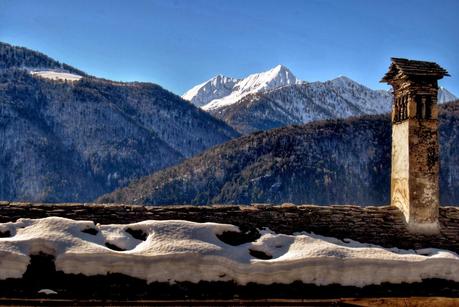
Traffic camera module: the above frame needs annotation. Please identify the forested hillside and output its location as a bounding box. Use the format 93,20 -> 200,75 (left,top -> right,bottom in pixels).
98,100 -> 459,206
0,43 -> 239,202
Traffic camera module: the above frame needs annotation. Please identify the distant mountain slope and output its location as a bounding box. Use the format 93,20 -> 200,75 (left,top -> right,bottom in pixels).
209,81 -> 454,134
0,42 -> 86,76
0,42 -> 239,202
97,100 -> 459,206
183,66 -> 456,134
212,79 -> 392,134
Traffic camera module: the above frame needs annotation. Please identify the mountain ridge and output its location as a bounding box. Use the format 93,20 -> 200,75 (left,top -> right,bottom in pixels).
183,65 -> 456,134
0,42 -> 239,202
183,65 -> 457,111
0,41 -> 87,76
183,65 -> 302,111
97,100 -> 459,206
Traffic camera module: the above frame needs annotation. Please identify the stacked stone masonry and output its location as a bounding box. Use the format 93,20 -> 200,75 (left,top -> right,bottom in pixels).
382,58 -> 449,229
1,202 -> 459,253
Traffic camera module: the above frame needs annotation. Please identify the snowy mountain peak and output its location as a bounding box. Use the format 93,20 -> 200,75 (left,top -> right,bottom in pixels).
329,76 -> 365,88
331,75 -> 354,83
273,64 -> 288,70
183,66 -> 457,113
182,74 -> 240,107
233,64 -> 299,95
212,74 -> 237,85
270,64 -> 296,78
438,86 -> 457,103
186,65 -> 301,111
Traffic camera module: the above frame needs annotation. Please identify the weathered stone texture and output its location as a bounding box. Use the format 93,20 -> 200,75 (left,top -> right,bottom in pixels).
391,121 -> 409,218
1,202 -> 459,253
382,58 -> 449,230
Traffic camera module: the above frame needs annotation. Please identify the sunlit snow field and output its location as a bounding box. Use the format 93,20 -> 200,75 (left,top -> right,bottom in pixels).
30,70 -> 82,82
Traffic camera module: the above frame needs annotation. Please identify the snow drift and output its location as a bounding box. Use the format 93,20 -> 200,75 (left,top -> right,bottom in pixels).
0,217 -> 458,287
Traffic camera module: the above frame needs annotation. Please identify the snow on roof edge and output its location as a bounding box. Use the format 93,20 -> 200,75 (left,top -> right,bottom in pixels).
1,217 -> 458,287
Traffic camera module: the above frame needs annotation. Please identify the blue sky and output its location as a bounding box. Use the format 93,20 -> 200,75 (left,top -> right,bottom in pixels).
1,0 -> 458,95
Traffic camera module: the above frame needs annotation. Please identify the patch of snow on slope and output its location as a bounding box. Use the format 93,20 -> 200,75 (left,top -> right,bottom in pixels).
30,70 -> 82,82
1,217 -> 459,286
201,65 -> 300,111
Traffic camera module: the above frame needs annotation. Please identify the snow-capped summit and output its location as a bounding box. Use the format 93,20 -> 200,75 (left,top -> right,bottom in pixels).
438,86 -> 457,103
183,65 -> 457,125
182,65 -> 301,111
182,75 -> 240,107
329,75 -> 356,86
231,64 -> 300,97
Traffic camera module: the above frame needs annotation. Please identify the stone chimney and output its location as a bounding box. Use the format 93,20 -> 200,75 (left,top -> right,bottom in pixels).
381,58 -> 449,234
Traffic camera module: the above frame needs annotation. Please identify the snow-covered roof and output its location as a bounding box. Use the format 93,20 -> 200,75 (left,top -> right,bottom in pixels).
1,217 -> 458,287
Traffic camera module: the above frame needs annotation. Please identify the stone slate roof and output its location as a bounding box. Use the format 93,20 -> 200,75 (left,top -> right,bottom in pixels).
2,202 -> 459,253
381,58 -> 450,83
